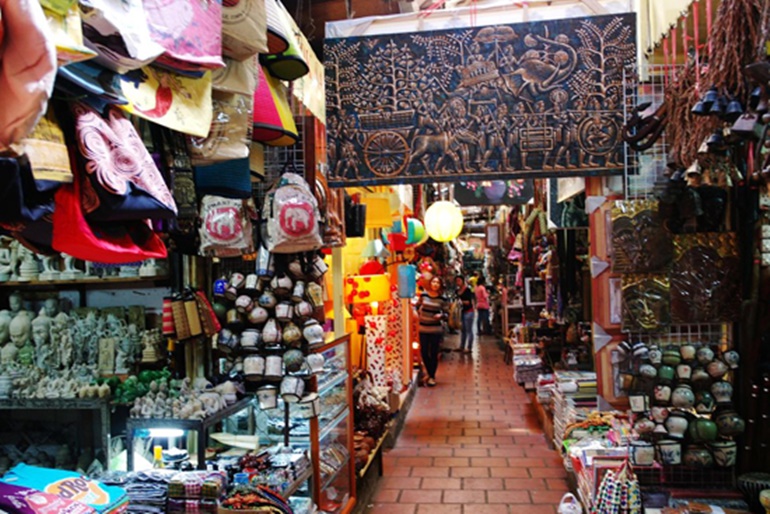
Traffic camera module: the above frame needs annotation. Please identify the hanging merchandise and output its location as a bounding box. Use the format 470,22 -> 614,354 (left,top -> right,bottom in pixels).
143,0 -> 225,73
590,460 -> 641,513
199,195 -> 257,257
16,107 -> 72,184
79,0 -> 164,74
0,154 -> 57,224
51,158 -> 167,264
56,61 -> 128,106
260,5 -> 309,82
424,201 -> 463,242
251,65 -> 299,146
264,0 -> 290,55
611,200 -> 672,273
221,0 -> 268,61
188,92 -> 253,164
0,0 -> 57,149
262,171 -> 323,254
212,57 -> 258,96
397,265 -> 417,299
44,6 -> 98,66
70,102 -> 177,221
193,158 -> 252,199
344,194 -> 366,238
119,66 -> 213,137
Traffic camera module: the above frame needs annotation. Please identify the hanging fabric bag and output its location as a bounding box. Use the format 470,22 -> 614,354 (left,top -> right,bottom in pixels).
262,170 -> 322,254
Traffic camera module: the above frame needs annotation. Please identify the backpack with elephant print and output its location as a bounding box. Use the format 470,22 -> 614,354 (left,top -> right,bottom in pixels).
262,171 -> 323,254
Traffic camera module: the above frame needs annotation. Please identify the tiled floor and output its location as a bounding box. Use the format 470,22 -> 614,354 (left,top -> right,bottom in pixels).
365,333 -> 568,514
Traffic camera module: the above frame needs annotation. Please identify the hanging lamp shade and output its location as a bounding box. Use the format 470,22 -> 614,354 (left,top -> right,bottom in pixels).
361,194 -> 392,228
345,274 -> 391,304
424,201 -> 463,242
251,65 -> 298,146
264,0 -> 290,55
404,218 -> 425,245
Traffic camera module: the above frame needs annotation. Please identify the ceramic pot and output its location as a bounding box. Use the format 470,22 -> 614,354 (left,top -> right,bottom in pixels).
692,367 -> 712,390
695,391 -> 716,414
651,406 -> 670,424
648,345 -> 663,365
256,385 -> 278,410
283,349 -> 305,373
298,392 -> 321,417
226,309 -> 244,331
291,281 -> 306,303
244,355 -> 266,379
689,417 -> 718,443
262,319 -> 282,345
241,329 -> 260,348
618,340 -> 633,357
288,258 -> 305,279
629,393 -> 650,413
657,439 -> 682,465
707,359 -> 729,379
307,353 -> 325,373
244,273 -> 259,293
294,301 -> 314,319
653,423 -> 668,436
258,290 -> 277,309
676,363 -> 693,381
271,273 -> 293,295
630,440 -> 655,466
665,411 -> 689,439
710,440 -> 737,467
306,282 -> 324,308
654,384 -> 672,405
282,322 -> 302,345
217,328 -> 239,353
275,301 -> 293,322
683,445 -> 714,468
672,384 -> 695,409
722,350 -> 740,370
639,363 -> 657,379
309,255 -> 328,279
680,343 -> 697,362
711,381 -> 733,404
303,320 -> 325,345
657,365 -> 675,384
620,373 -> 635,391
247,306 -> 269,325
280,376 -> 305,403
634,417 -> 656,435
633,342 -> 649,361
662,346 -> 682,366
212,301 -> 228,322
697,346 -> 715,366
714,408 -> 745,437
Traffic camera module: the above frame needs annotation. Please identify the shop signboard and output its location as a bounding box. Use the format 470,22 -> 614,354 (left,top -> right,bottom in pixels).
453,179 -> 534,206
325,13 -> 636,187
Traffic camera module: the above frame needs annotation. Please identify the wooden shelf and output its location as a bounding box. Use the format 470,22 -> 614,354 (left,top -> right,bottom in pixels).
0,276 -> 169,289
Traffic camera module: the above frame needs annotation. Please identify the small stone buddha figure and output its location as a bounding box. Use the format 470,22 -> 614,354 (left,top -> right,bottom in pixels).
42,298 -> 60,319
10,314 -> 34,367
0,311 -> 16,365
31,314 -> 52,370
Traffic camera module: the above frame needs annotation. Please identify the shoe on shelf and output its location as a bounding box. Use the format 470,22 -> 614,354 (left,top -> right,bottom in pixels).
427,378 -> 436,387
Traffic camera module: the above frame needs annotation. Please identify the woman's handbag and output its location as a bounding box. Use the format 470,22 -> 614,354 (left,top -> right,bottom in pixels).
448,300 -> 463,331
71,102 -> 177,221
590,460 -> 641,514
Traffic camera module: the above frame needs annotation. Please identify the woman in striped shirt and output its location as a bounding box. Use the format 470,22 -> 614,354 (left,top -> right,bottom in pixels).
415,276 -> 448,387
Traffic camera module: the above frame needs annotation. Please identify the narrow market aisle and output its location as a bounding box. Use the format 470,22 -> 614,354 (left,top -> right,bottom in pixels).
366,334 -> 568,514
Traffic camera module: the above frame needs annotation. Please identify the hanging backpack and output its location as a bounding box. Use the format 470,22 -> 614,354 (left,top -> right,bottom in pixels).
262,170 -> 322,254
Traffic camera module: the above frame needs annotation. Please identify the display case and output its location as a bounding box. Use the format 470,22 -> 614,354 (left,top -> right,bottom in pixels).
310,334 -> 355,514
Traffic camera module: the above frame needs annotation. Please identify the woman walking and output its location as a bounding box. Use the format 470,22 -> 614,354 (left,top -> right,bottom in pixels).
416,276 -> 449,386
475,275 -> 490,336
455,275 -> 475,354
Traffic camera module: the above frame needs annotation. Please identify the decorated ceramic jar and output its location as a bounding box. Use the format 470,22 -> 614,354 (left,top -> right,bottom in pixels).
280,376 -> 305,403
291,281 -> 306,303
240,329 -> 260,348
676,363 -> 693,381
235,295 -> 254,314
306,282 -> 324,308
633,342 -> 649,361
696,346 -> 715,366
707,359 -> 729,379
634,417 -> 656,435
694,391 -> 716,414
271,273 -> 293,295
262,318 -> 282,345
672,384 -> 695,409
648,345 -> 663,365
282,322 -> 302,345
664,410 -> 689,439
294,301 -> 314,319
654,384 -> 672,405
217,328 -> 239,353
683,445 -> 714,468
710,440 -> 737,467
244,355 -> 266,379
657,365 -> 676,384
639,363 -> 657,379
629,393 -> 649,413
651,406 -> 670,424
247,306 -> 269,325
265,355 -> 283,378
653,423 -> 668,436
692,367 -> 712,390
657,439 -> 682,465
275,301 -> 293,322
256,385 -> 278,410
307,353 -> 325,373
714,408 -> 745,437
722,350 -> 740,370
303,320 -> 325,345
282,349 -> 305,373
662,345 -> 682,366
630,440 -> 655,466
258,290 -> 277,309
288,258 -> 305,279
711,381 -> 733,404
689,417 -> 718,443
680,343 -> 697,362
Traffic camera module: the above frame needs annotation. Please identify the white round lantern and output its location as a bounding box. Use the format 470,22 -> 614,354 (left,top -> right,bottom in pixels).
424,201 -> 464,242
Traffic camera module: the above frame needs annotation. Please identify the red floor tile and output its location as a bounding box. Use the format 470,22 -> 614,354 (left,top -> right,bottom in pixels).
370,335 -> 569,512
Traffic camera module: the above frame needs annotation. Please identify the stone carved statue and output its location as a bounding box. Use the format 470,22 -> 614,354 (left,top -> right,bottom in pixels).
52,312 -> 72,369
10,314 -> 33,367
0,310 -> 15,365
31,314 -> 52,370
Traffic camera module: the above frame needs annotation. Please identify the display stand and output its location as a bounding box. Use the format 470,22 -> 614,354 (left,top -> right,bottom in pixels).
125,396 -> 254,470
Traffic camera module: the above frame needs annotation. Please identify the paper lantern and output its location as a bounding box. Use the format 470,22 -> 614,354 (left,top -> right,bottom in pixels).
344,274 -> 392,304
424,201 -> 464,242
405,218 -> 425,245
